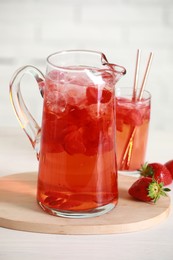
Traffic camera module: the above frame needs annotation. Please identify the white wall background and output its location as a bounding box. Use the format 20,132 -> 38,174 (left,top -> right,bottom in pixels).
0,0 -> 173,132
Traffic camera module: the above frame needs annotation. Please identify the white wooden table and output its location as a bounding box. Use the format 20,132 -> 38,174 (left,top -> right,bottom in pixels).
0,127 -> 173,260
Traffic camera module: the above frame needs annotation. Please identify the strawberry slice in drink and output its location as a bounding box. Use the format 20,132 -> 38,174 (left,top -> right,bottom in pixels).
101,89 -> 112,103
86,86 -> 99,104
82,120 -> 100,156
68,106 -> 89,127
61,124 -> 78,137
63,128 -> 86,155
124,108 -> 143,126
86,86 -> 112,105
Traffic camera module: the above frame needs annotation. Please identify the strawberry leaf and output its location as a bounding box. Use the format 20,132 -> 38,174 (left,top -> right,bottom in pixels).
163,187 -> 171,192
148,180 -> 170,203
140,162 -> 154,177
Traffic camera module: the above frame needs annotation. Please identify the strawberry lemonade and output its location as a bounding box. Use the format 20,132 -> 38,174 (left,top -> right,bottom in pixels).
37,68 -> 118,217
116,88 -> 151,171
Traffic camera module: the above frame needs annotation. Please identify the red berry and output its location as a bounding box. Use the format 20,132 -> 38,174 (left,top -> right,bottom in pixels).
140,162 -> 172,186
164,160 -> 173,179
128,177 -> 170,203
129,177 -> 152,202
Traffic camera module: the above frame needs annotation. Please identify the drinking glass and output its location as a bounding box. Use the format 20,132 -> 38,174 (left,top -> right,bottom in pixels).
115,87 -> 151,174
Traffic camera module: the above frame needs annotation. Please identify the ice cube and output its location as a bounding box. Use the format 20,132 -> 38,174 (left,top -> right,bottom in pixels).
66,71 -> 94,86
46,90 -> 66,114
65,84 -> 86,107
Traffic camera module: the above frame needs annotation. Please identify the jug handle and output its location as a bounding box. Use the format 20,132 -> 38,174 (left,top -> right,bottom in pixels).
9,65 -> 45,159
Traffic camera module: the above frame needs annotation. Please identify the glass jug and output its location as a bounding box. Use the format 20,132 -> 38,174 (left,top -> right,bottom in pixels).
10,50 -> 126,218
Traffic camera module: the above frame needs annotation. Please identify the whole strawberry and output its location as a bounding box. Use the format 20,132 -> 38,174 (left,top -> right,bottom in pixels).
128,177 -> 170,203
140,162 -> 172,186
164,160 -> 173,179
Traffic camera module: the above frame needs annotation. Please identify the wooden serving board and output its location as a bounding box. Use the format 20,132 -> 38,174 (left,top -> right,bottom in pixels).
0,172 -> 171,235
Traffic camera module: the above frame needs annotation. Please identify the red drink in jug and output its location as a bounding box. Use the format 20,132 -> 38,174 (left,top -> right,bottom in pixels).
37,69 -> 118,214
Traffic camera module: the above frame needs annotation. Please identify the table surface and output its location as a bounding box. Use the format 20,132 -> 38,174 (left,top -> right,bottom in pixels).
0,127 -> 173,260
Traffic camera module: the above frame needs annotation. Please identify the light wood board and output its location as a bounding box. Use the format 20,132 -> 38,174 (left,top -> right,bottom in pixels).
0,172 -> 171,234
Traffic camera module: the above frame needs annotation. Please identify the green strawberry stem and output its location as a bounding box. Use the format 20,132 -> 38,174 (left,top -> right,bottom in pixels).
140,162 -> 154,177
148,179 -> 171,203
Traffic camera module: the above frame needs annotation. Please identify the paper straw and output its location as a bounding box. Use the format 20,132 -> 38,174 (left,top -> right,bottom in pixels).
138,52 -> 153,100
132,49 -> 141,101
120,127 -> 136,170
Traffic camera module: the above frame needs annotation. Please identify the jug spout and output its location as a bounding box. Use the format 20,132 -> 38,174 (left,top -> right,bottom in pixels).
101,53 -> 126,83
